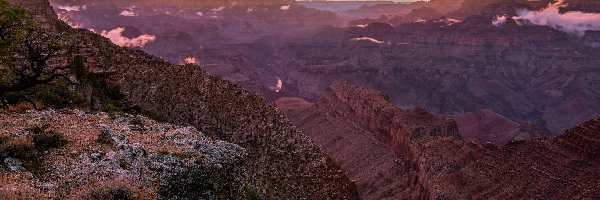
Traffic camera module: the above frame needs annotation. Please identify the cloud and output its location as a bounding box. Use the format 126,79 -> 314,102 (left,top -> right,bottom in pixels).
56,5 -> 86,12
54,4 -> 86,28
270,78 -> 283,93
56,11 -> 83,28
280,5 -> 290,11
185,57 -> 197,64
211,7 -> 225,12
196,11 -> 203,16
513,0 -> 600,36
100,27 -> 156,47
351,37 -> 385,44
120,9 -> 138,17
413,18 -> 427,23
492,15 -> 508,27
434,18 -> 462,25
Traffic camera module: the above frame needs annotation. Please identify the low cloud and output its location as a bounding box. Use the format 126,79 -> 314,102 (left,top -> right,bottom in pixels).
211,7 -> 225,12
120,9 -> 138,17
185,57 -> 197,64
196,12 -> 203,16
100,27 -> 156,47
56,5 -> 86,12
280,5 -> 290,11
351,37 -> 385,44
434,18 -> 462,25
56,11 -> 82,28
492,15 -> 508,27
513,0 -> 600,36
270,78 -> 283,93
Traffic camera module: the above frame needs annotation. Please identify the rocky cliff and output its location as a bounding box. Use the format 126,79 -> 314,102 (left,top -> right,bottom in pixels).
280,81 -> 600,199
282,81 -> 459,199
8,0 -> 67,31
3,0 -> 360,199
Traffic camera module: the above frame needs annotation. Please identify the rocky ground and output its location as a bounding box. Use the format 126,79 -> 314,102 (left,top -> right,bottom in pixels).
0,109 -> 247,199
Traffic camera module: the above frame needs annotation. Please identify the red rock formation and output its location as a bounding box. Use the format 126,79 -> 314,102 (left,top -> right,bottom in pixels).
281,81 -> 600,199
451,109 -> 545,144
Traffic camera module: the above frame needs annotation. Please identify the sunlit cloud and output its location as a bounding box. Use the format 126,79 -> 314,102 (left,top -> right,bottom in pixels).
211,7 -> 225,12
271,78 -> 283,93
120,9 -> 138,17
351,37 -> 385,44
56,5 -> 86,12
56,11 -> 83,28
492,15 -> 508,27
100,27 -> 156,47
513,0 -> 600,36
185,57 -> 197,64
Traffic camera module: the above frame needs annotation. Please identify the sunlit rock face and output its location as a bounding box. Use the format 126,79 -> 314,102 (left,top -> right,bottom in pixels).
8,0 -> 68,31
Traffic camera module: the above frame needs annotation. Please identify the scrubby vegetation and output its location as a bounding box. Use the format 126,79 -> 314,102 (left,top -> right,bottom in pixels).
97,129 -> 113,145
30,126 -> 68,150
0,0 -> 84,110
244,185 -> 266,200
0,125 -> 67,174
0,1 -> 138,115
75,178 -> 158,200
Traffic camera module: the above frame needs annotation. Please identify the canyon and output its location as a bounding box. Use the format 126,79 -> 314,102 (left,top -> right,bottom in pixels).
49,0 -> 600,137
2,0 -> 600,199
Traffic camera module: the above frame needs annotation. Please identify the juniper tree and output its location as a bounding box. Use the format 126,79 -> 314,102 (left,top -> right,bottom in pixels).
0,0 -> 82,108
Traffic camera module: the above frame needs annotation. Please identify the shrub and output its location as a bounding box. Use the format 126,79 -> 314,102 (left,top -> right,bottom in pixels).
0,137 -> 39,172
75,178 -> 158,200
130,117 -> 142,126
102,101 -> 122,117
0,126 -> 67,173
97,130 -> 113,145
82,187 -> 136,200
0,135 -> 8,145
0,137 -> 36,160
29,126 -> 68,150
244,185 -> 265,200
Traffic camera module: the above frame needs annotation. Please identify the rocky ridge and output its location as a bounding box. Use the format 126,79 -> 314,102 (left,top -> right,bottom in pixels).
5,0 -> 360,199
280,81 -> 600,199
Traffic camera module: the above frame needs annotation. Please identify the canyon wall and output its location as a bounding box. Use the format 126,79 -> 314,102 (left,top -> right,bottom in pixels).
283,81 -> 600,199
